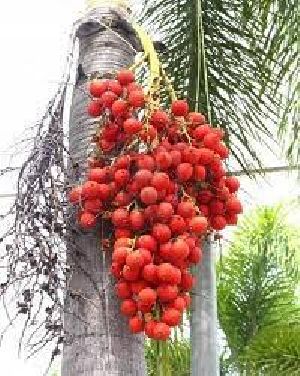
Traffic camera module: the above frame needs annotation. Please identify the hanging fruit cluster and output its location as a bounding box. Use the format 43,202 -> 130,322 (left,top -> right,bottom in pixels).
69,68 -> 242,340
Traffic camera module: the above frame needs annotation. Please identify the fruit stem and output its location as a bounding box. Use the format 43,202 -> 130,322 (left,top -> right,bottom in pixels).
132,23 -> 161,113
155,340 -> 160,375
129,53 -> 148,72
181,188 -> 196,204
162,340 -> 172,376
158,340 -> 164,376
160,65 -> 177,102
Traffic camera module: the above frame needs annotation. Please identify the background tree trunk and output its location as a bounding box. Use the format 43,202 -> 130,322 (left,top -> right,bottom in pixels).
62,6 -> 146,376
191,238 -> 219,376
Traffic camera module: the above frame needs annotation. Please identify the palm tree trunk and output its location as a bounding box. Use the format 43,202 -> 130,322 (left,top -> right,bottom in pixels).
62,5 -> 146,376
191,238 -> 219,376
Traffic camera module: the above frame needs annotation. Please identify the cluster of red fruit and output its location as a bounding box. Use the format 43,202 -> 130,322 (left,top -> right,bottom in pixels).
69,69 -> 242,340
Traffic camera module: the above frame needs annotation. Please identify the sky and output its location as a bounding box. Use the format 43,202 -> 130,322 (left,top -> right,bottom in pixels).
0,1 -> 299,375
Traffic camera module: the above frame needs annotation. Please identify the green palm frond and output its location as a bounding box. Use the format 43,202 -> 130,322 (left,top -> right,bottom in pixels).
233,204 -> 299,247
241,322 -> 300,376
145,338 -> 190,376
138,0 -> 298,168
217,206 -> 299,371
278,90 -> 299,164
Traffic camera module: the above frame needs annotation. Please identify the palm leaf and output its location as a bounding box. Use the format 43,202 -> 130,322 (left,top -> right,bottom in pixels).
138,0 -> 298,168
217,205 -> 299,371
241,322 -> 300,375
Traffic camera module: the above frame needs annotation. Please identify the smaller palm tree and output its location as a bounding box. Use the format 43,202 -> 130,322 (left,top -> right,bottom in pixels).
217,205 -> 300,375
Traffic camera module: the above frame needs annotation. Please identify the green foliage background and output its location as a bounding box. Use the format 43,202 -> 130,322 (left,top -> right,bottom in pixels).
139,0 -> 299,167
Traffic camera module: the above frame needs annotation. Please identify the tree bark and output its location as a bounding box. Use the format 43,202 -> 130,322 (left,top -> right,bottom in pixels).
62,6 -> 146,376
